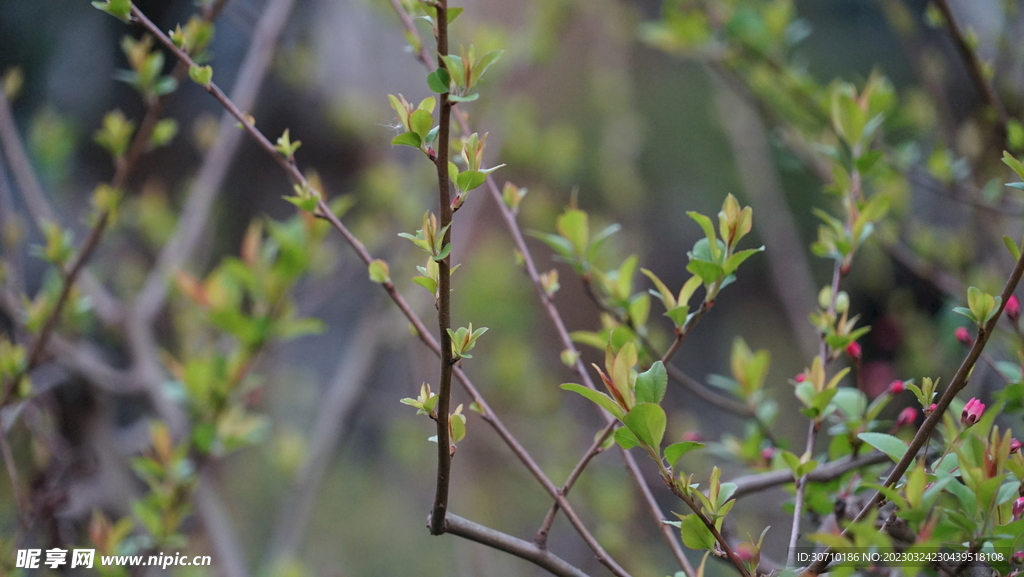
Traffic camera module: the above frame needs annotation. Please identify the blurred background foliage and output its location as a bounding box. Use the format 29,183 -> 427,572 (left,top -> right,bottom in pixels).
2,0 -> 1024,575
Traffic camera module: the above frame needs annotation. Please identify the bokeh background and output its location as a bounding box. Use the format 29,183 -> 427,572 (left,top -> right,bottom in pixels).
1,0 -> 1022,575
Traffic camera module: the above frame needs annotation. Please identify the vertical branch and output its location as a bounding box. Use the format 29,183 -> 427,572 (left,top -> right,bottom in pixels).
429,0 -> 454,536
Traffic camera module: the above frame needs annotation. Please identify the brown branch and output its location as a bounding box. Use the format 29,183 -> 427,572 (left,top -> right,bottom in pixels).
135,6 -> 631,574
932,0 -> 1010,144
444,513 -> 591,577
268,313 -> 382,563
728,451 -> 891,500
805,247 -> 1024,575
534,421 -> 615,549
429,0 -> 454,537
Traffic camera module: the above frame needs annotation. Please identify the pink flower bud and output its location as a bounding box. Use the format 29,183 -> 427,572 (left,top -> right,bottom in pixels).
761,447 -> 776,462
895,407 -> 917,428
1008,295 -> 1021,323
926,403 -> 937,415
961,397 -> 985,427
846,341 -> 862,362
1013,551 -> 1024,564
794,373 -> 806,383
889,380 -> 905,394
1014,496 -> 1024,521
682,431 -> 704,443
955,326 -> 972,345
1011,438 -> 1022,455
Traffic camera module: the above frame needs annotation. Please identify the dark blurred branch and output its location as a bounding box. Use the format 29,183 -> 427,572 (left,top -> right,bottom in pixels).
932,0 -> 1010,144
0,92 -> 121,326
711,72 -> 819,359
806,248 -> 1024,575
268,313 -> 382,563
444,513 -> 591,577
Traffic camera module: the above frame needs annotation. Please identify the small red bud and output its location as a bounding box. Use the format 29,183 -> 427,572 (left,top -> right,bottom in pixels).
1011,438 -> 1022,455
926,403 -> 937,415
955,326 -> 973,345
1008,295 -> 1021,323
895,407 -> 917,428
1014,496 -> 1024,521
888,380 -> 904,395
1013,551 -> 1024,564
845,341 -> 862,362
682,431 -> 704,443
794,373 -> 806,383
961,397 -> 985,427
761,447 -> 776,462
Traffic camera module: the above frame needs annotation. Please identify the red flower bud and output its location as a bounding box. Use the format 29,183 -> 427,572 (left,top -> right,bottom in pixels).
889,380 -> 905,395
1008,295 -> 1021,323
761,447 -> 776,462
794,373 -> 806,383
682,431 -> 704,443
1014,496 -> 1024,521
1013,551 -> 1024,564
895,407 -> 917,428
955,326 -> 972,345
926,403 -> 937,415
845,341 -> 862,362
1011,438 -> 1022,455
961,397 -> 985,427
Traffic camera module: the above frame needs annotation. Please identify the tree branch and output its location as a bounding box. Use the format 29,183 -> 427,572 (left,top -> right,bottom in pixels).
135,6 -> 631,574
429,0 -> 454,537
444,513 -> 591,577
805,247 -> 1024,575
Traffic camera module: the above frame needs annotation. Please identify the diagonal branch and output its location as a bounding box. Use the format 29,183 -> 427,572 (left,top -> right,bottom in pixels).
805,247 -> 1024,575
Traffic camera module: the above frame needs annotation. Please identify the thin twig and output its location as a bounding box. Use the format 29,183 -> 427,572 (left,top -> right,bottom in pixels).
932,0 -> 1010,143
805,247 -> 1024,575
444,513 -> 591,577
268,314 -> 382,563
0,92 -> 121,326
728,451 -> 891,500
135,7 -> 631,573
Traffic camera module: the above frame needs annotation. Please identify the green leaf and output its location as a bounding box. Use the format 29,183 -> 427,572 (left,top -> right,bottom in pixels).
857,432 -> 908,463
677,514 -> 716,550
614,426 -> 641,449
635,361 -> 667,405
188,65 -> 213,87
390,131 -> 420,147
447,7 -> 464,22
561,384 -> 624,420
368,259 -> 390,284
1003,150 -> 1024,180
687,211 -> 719,259
686,259 -> 724,286
622,403 -> 666,449
664,441 -> 704,469
1003,235 -> 1022,260
92,0 -> 131,21
426,68 -> 451,94
433,242 -> 452,261
722,246 -> 764,276
456,170 -> 487,192
557,209 -> 589,256
474,50 -> 504,82
448,93 -> 480,103
409,109 -> 433,140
